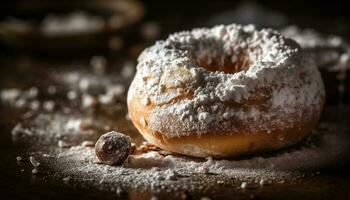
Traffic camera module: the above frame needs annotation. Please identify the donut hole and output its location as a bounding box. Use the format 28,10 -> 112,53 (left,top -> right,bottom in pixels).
196,52 -> 251,74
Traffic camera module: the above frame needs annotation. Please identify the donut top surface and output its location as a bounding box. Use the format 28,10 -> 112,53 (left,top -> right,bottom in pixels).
128,24 -> 325,138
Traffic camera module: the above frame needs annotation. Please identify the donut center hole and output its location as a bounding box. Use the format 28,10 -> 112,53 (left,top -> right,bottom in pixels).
196,51 -> 251,74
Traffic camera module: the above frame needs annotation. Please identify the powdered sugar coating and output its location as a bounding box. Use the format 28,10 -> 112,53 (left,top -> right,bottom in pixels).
128,24 -> 325,138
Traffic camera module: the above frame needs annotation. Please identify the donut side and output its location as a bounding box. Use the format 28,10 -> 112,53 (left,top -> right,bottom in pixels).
128,93 -> 323,158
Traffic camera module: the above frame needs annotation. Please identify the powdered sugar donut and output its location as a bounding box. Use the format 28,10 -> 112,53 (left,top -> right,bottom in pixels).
127,24 -> 325,158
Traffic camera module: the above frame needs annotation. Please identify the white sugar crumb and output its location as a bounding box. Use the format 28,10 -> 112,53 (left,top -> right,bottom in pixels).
43,101 -> 55,111
98,84 -> 125,105
259,179 -> 265,186
128,23 -> 325,139
27,87 -> 39,98
1,88 -> 20,102
58,140 -> 70,148
81,141 -> 95,147
62,176 -> 71,183
31,168 -> 39,174
240,182 -> 248,189
82,94 -> 97,109
197,165 -> 210,174
29,100 -> 40,110
65,119 -> 82,132
67,90 -> 78,100
16,156 -> 22,161
164,169 -> 177,180
124,151 -> 167,168
29,156 -> 40,167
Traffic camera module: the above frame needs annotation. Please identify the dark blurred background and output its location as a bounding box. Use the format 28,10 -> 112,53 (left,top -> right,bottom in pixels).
0,1 -> 349,199
0,0 -> 349,55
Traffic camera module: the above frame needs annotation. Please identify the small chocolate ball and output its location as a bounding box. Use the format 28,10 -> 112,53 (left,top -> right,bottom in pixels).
95,131 -> 131,165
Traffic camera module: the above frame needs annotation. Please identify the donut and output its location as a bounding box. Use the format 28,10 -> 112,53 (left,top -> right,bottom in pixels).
127,24 -> 325,158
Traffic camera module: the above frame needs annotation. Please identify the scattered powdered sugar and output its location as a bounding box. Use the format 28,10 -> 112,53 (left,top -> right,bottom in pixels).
40,119 -> 348,193
65,119 -> 84,132
53,67 -> 133,110
0,87 -> 41,111
29,156 -> 40,167
50,145 -> 302,193
128,24 -> 325,138
11,101 -> 350,194
11,112 -> 114,145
